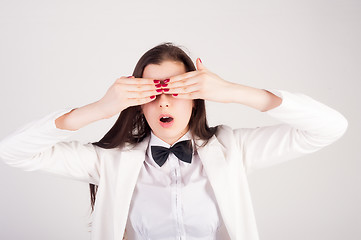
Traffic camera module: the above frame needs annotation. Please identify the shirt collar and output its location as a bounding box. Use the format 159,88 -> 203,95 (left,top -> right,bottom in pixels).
149,130 -> 192,148
146,130 -> 194,167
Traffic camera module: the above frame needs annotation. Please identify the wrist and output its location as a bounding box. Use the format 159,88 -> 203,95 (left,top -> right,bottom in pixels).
92,100 -> 117,120
228,84 -> 281,111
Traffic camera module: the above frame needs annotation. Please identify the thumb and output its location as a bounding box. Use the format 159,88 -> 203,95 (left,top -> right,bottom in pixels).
196,58 -> 207,71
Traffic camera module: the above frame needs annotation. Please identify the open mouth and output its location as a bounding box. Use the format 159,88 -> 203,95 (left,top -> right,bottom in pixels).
159,114 -> 174,128
160,116 -> 174,123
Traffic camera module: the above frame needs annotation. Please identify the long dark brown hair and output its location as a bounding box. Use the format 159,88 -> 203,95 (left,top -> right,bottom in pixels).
90,42 -> 218,212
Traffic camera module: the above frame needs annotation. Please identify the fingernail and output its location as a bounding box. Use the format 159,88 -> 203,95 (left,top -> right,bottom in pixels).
173,94 -> 178,96
156,89 -> 163,93
199,58 -> 202,63
150,95 -> 156,99
163,88 -> 169,92
164,79 -> 170,83
155,84 -> 162,88
161,84 -> 168,87
127,76 -> 133,78
153,80 -> 160,83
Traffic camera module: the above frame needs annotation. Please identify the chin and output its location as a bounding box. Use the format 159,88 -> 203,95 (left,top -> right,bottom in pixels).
154,126 -> 185,138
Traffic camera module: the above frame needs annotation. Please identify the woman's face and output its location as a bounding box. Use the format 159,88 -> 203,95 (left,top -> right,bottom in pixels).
141,60 -> 194,145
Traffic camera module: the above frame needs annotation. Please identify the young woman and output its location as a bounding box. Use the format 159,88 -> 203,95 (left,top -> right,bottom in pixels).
0,42 -> 348,240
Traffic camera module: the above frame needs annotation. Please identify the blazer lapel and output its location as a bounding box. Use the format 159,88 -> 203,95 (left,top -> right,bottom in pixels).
195,135 -> 236,239
113,135 -> 150,240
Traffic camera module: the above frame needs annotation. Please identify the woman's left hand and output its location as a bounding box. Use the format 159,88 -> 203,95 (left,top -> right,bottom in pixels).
167,58 -> 235,103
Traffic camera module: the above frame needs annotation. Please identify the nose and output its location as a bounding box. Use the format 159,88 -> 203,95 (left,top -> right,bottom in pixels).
158,93 -> 171,108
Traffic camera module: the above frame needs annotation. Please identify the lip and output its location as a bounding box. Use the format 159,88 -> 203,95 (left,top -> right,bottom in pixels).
159,114 -> 174,128
159,114 -> 174,119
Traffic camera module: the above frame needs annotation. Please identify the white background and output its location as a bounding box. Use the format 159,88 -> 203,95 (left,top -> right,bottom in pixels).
0,0 -> 359,239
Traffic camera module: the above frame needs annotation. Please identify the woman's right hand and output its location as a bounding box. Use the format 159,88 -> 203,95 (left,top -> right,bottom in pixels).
96,76 -> 162,119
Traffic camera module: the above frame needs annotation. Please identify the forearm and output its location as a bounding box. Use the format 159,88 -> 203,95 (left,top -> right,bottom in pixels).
55,101 -> 107,131
227,83 -> 282,112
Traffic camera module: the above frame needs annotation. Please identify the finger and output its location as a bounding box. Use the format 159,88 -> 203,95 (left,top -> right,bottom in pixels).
127,95 -> 158,106
122,83 -> 158,92
127,89 -> 163,99
171,91 -> 200,100
169,71 -> 198,83
196,58 -> 207,71
167,76 -> 199,89
116,77 -> 156,85
165,83 -> 201,95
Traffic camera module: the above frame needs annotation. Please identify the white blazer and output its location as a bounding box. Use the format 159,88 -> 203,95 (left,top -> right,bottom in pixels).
0,89 -> 348,240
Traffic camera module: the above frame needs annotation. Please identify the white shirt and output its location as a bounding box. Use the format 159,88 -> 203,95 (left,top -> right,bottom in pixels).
125,130 -> 225,240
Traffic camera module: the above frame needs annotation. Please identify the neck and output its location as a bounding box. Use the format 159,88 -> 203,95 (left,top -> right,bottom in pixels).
153,129 -> 189,146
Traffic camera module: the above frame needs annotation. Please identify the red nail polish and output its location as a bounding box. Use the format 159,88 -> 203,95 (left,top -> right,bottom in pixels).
164,79 -> 170,83
156,89 -> 163,92
199,58 -> 202,63
153,80 -> 160,83
173,94 -> 178,96
161,84 -> 168,87
163,88 -> 169,92
127,76 -> 133,78
155,84 -> 162,88
150,95 -> 155,99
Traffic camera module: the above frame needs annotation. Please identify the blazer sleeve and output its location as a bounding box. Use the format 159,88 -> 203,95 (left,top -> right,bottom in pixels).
233,89 -> 348,175
0,108 -> 101,185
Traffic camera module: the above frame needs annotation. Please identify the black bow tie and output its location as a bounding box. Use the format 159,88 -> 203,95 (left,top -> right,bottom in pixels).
151,140 -> 193,167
